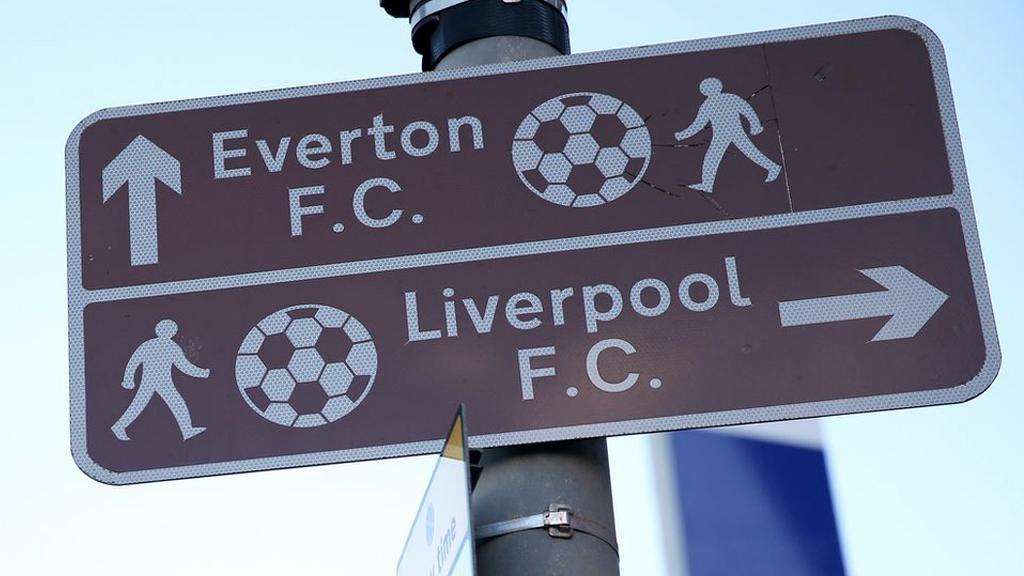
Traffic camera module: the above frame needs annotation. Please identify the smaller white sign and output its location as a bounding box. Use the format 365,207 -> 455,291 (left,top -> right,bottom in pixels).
398,407 -> 475,576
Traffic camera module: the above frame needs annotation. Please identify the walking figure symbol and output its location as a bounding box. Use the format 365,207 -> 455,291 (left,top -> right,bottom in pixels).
111,319 -> 210,442
675,77 -> 782,193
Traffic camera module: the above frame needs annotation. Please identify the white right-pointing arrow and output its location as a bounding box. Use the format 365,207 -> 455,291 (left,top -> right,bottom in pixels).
102,135 -> 182,267
778,266 -> 948,342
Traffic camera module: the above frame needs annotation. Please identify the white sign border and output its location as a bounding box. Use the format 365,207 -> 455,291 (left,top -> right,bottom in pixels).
66,15 -> 1000,484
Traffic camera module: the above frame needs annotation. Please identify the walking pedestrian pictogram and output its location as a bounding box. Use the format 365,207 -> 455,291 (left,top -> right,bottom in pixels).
111,319 -> 210,441
675,77 -> 782,193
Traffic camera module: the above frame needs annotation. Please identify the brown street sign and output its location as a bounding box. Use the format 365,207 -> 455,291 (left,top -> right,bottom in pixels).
67,16 -> 999,484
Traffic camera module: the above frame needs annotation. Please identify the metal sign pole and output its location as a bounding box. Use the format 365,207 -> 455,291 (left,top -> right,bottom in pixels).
381,2 -> 619,574
470,439 -> 619,575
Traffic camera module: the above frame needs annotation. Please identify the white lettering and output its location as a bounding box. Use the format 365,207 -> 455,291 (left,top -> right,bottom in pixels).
212,129 -> 250,179
338,129 -> 362,165
296,133 -> 332,169
400,121 -> 440,157
288,186 -> 324,236
256,137 -> 290,173
725,256 -> 752,307
405,292 -> 442,342
506,292 -> 544,331
587,339 -> 640,393
368,114 -> 396,160
447,116 -> 485,152
630,278 -> 671,317
518,346 -> 557,400
678,273 -> 720,312
464,296 -> 500,334
550,288 -> 574,326
582,284 -> 623,333
353,177 -> 403,228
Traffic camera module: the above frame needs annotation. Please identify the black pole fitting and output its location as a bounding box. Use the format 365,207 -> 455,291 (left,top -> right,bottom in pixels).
381,0 -> 570,71
380,0 -> 411,18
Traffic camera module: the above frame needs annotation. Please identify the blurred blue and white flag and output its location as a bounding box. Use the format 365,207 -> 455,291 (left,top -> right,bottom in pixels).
652,421 -> 845,575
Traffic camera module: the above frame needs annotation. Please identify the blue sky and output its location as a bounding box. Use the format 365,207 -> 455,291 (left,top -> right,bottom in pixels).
1,1 -> 1021,574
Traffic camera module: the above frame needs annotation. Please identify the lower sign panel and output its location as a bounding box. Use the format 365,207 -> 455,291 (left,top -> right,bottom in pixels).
73,208 -> 992,482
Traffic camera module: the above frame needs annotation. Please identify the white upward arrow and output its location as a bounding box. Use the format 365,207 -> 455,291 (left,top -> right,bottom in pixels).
102,135 -> 182,267
778,266 -> 948,342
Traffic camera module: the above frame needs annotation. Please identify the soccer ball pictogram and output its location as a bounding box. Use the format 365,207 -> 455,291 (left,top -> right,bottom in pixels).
235,304 -> 377,428
512,92 -> 652,208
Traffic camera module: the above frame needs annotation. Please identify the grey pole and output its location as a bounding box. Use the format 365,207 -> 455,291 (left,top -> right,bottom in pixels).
470,439 -> 619,575
435,35 -> 561,69
379,2 -> 620,575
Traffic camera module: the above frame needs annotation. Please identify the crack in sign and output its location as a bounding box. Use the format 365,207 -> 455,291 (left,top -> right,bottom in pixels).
674,182 -> 732,218
653,139 -> 709,149
747,84 -> 772,100
626,167 -> 733,220
761,43 -> 795,212
625,170 -> 679,199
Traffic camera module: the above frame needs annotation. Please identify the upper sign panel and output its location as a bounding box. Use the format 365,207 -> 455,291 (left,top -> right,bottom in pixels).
67,16 -> 999,484
72,21 -> 950,290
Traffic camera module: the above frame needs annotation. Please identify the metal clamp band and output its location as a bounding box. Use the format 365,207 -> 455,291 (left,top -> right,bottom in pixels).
411,0 -> 568,29
408,0 -> 571,70
475,504 -> 619,557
